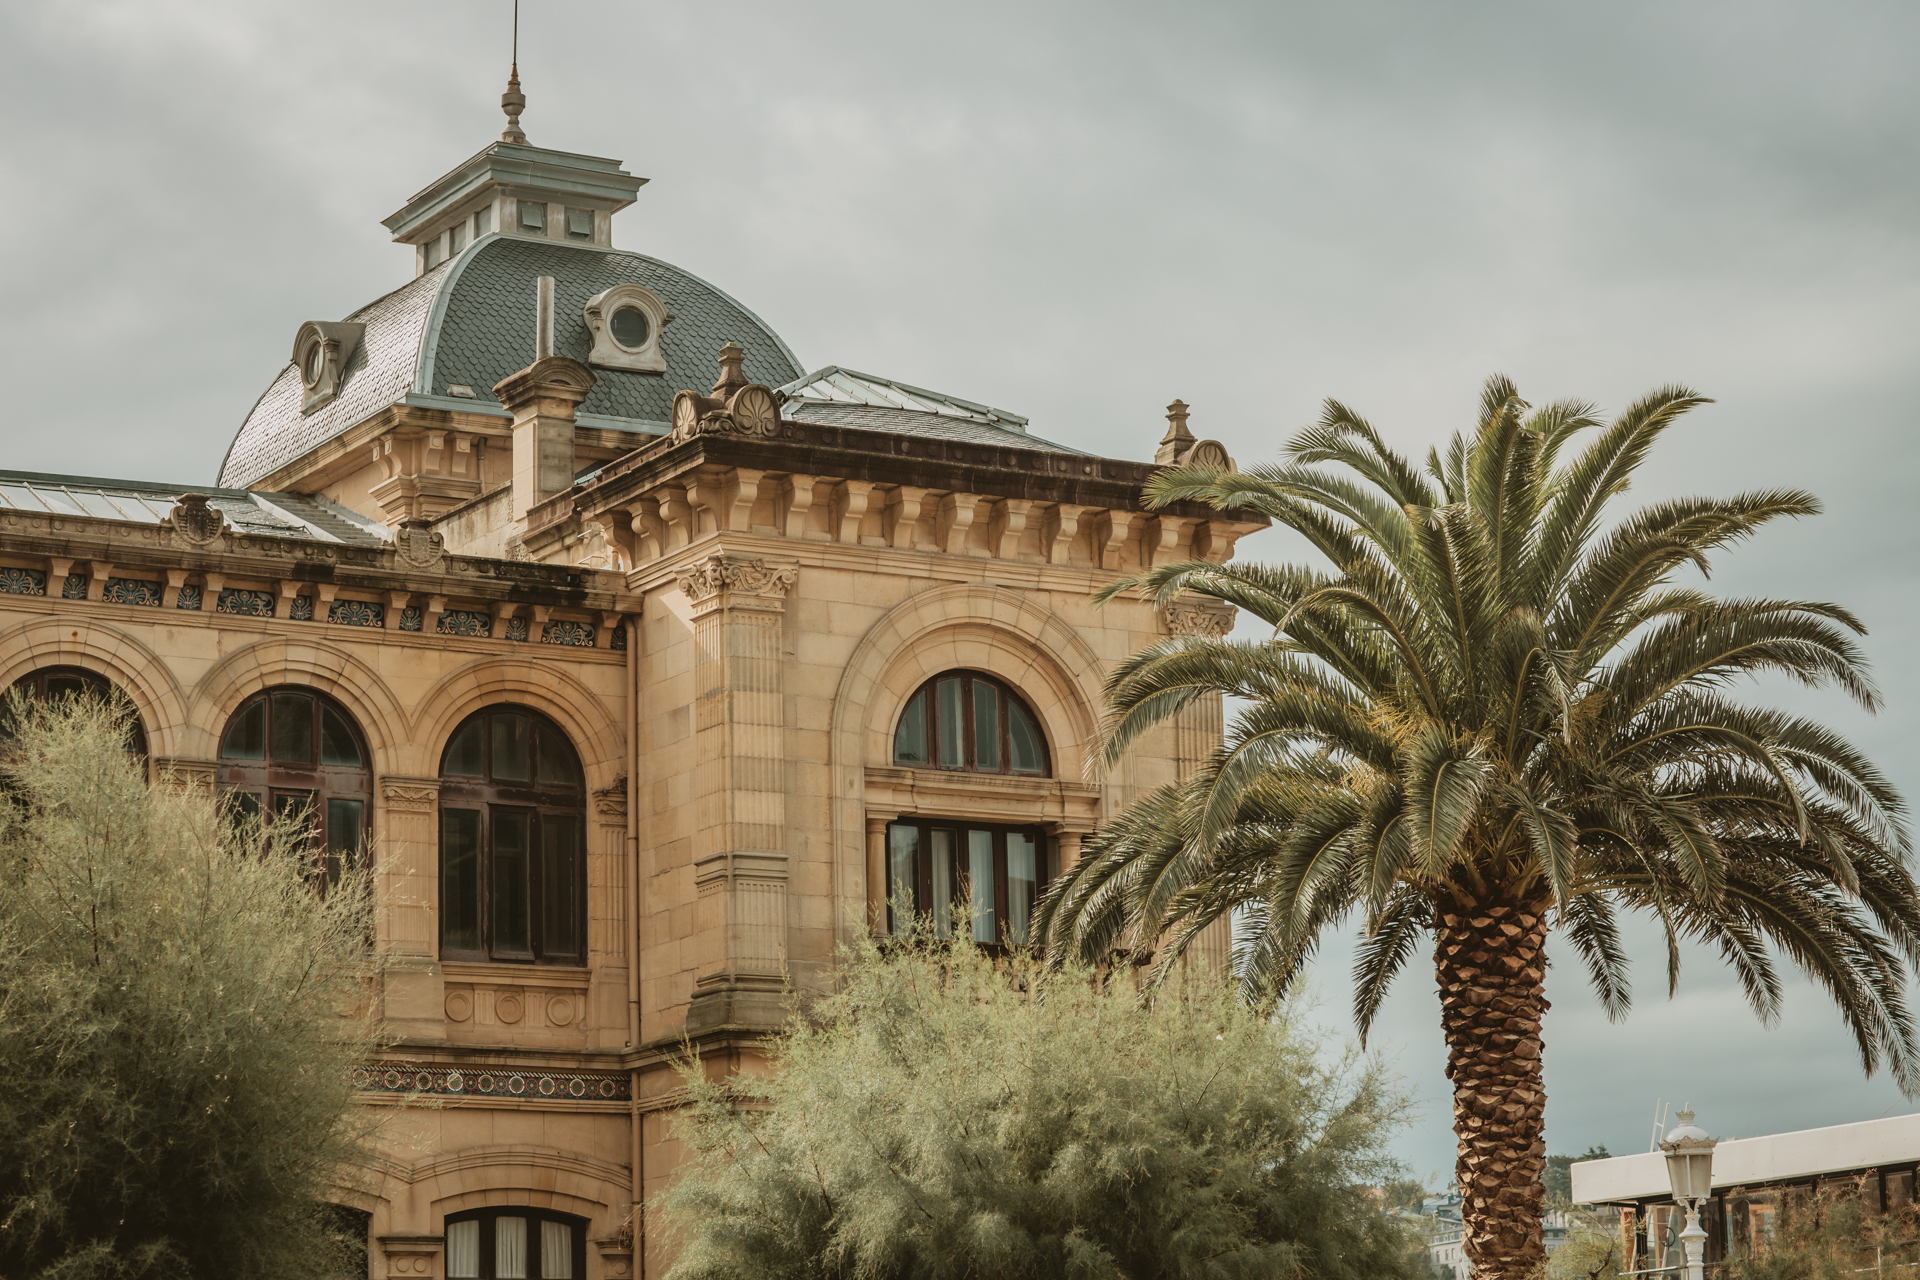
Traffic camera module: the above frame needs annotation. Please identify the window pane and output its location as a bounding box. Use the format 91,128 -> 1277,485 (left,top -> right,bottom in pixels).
541,1220 -> 574,1279
46,674 -> 88,701
492,713 -> 532,781
496,1216 -> 529,1279
886,824 -> 918,935
931,829 -> 955,940
222,699 -> 266,759
325,798 -> 364,886
971,681 -> 1000,771
892,690 -> 928,765
1007,832 -> 1036,945
444,718 -> 484,776
935,678 -> 964,768
1009,700 -> 1044,773
446,1220 -> 479,1279
320,704 -> 362,767
225,789 -> 263,839
442,809 -> 482,952
492,811 -> 532,955
969,830 -> 994,943
270,692 -> 314,764
536,720 -> 581,788
541,815 -> 582,961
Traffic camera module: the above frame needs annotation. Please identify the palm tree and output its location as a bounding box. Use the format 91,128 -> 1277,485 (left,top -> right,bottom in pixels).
1037,378 -> 1920,1280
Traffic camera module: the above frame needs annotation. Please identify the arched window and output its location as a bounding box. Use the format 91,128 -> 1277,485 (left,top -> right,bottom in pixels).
217,687 -> 372,884
438,706 -> 586,965
885,819 -> 1046,946
891,672 -> 1048,775
445,1208 -> 585,1280
4,666 -> 149,758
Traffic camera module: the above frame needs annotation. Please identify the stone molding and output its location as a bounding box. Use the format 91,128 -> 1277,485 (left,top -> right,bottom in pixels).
380,775 -> 442,812
375,1235 -> 442,1279
152,756 -> 218,790
592,776 -> 628,821
864,765 -> 1101,831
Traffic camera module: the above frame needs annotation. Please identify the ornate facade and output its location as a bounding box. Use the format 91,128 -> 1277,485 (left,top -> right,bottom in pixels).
0,85 -> 1260,1280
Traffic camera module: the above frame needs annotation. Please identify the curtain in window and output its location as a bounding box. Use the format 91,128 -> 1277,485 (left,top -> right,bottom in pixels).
968,830 -> 994,943
445,1220 -> 479,1279
1007,832 -> 1036,944
540,1220 -> 574,1279
495,1216 -> 528,1279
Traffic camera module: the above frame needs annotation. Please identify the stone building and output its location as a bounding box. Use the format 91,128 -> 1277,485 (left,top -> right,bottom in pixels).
0,84 -> 1260,1279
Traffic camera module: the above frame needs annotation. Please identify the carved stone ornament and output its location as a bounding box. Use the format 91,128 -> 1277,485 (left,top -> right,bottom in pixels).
380,776 -> 441,813
593,775 -> 629,819
674,553 -> 798,603
391,518 -> 445,572
1161,599 -> 1236,638
669,342 -> 783,442
166,494 -> 227,547
1181,439 -> 1235,471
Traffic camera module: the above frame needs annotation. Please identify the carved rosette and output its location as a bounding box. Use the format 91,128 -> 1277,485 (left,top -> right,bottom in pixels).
1161,599 -> 1236,638
674,553 -> 798,614
166,494 -> 227,547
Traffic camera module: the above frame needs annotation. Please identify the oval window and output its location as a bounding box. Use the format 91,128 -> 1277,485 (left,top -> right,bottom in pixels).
609,306 -> 650,349
304,344 -> 324,385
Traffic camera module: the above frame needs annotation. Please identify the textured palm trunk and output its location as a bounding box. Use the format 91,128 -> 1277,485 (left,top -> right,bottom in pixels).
1435,890 -> 1552,1280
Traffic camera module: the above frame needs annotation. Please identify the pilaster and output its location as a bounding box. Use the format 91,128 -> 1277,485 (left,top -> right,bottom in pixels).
675,553 -> 799,1033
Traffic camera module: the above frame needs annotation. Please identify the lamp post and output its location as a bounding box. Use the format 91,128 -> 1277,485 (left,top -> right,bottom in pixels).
1659,1107 -> 1717,1280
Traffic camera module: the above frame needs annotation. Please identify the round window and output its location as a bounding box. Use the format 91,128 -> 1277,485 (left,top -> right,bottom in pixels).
609,306 -> 650,350
303,344 -> 324,385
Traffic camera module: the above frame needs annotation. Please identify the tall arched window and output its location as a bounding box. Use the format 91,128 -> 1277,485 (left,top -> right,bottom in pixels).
891,672 -> 1048,775
444,1208 -> 585,1280
438,706 -> 586,965
217,687 -> 372,884
886,672 -> 1052,944
5,666 -> 149,758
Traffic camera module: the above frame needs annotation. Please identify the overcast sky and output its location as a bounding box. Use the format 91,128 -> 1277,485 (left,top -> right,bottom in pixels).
6,0 -> 1919,1180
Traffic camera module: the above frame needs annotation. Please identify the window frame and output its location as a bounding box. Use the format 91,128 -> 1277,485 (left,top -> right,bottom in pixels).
5,665 -> 150,761
215,686 -> 371,884
884,818 -> 1049,947
443,1207 -> 587,1280
890,672 -> 1049,777
437,706 -> 588,967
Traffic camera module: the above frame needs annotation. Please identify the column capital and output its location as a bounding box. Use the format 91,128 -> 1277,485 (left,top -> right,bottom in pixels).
674,553 -> 798,615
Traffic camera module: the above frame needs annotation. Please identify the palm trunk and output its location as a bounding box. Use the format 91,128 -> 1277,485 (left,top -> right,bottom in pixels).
1435,890 -> 1551,1280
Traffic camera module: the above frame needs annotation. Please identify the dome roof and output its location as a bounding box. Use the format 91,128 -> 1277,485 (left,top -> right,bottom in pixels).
218,235 -> 803,489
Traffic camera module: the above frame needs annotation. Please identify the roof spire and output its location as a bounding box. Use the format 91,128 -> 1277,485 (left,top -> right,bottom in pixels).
501,0 -> 527,143
1155,398 -> 1196,464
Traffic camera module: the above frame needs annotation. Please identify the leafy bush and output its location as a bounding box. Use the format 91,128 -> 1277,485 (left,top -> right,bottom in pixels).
658,924 -> 1427,1280
0,692 -> 386,1279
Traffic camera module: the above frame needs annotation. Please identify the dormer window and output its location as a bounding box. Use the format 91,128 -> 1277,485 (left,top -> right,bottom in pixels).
518,200 -> 545,234
581,283 -> 669,373
292,320 -> 366,414
565,207 -> 592,241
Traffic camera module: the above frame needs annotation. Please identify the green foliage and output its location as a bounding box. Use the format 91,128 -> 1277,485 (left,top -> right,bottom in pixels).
1537,1210 -> 1623,1280
1542,1147 -> 1611,1203
1041,374 -> 1918,1081
1382,1177 -> 1434,1211
657,925 -> 1427,1280
1719,1189 -> 1920,1280
0,692 -> 387,1280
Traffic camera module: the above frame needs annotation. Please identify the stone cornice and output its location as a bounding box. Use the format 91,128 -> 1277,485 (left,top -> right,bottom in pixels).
0,506 -> 637,613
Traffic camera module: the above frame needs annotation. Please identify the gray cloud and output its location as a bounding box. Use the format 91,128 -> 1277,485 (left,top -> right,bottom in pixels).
6,0 -> 1918,1181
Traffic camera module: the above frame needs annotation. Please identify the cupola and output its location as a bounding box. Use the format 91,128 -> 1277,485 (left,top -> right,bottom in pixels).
380,71 -> 645,277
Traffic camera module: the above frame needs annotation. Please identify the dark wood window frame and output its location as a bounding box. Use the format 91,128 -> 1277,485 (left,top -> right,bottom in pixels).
443,1206 -> 587,1280
891,671 -> 1049,776
438,705 -> 587,966
216,686 -> 371,885
884,818 -> 1050,946
5,665 -> 150,761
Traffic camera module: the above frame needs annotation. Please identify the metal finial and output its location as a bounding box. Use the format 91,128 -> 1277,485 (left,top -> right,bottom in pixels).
501,0 -> 527,143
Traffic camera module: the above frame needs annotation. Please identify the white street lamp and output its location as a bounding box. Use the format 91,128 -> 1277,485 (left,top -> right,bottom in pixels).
1659,1107 -> 1717,1280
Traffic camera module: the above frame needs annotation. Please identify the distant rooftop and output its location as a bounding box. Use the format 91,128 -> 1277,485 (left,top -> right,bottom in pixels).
0,471 -> 392,547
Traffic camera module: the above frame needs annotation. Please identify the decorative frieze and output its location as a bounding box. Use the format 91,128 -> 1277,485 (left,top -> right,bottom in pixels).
438,609 -> 492,638
175,583 -> 202,610
217,588 -> 275,617
542,619 -> 596,647
0,567 -> 45,596
289,595 -> 315,621
398,605 -> 424,632
352,1062 -> 630,1101
327,598 -> 384,628
379,776 -> 440,813
504,616 -> 530,642
61,574 -> 87,599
